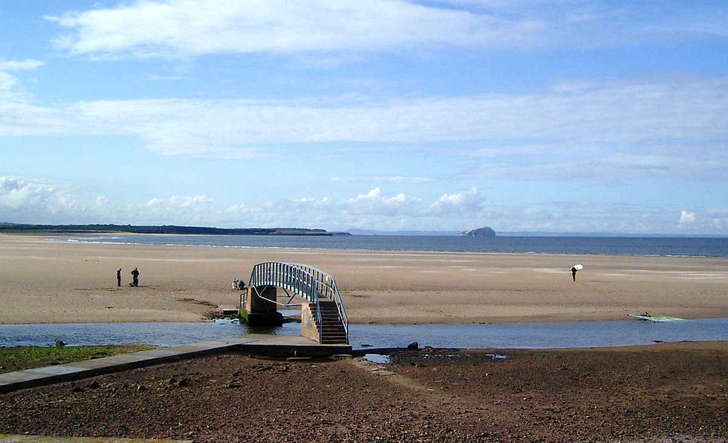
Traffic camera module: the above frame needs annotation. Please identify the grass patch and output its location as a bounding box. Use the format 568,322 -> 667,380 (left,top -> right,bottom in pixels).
0,345 -> 156,374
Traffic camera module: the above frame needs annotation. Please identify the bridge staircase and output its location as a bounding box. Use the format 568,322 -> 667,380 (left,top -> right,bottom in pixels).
309,300 -> 348,344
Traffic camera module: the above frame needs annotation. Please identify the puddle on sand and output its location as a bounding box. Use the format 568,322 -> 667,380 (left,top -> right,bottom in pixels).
363,354 -> 391,364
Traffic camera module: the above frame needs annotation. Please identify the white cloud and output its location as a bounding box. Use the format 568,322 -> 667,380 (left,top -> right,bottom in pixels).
0,58 -> 44,101
133,195 -> 215,225
2,76 -> 727,185
2,176 -> 726,234
0,177 -> 87,223
146,146 -> 270,160
0,59 -> 45,72
342,188 -> 419,216
78,76 -> 728,185
672,209 -> 728,234
46,0 -> 726,59
711,215 -> 727,231
221,188 -> 483,228
45,0 -> 539,58
332,176 -> 434,184
145,195 -> 212,210
678,210 -> 696,227
16,76 -> 723,152
0,72 -> 17,92
0,179 -> 222,226
427,188 -> 483,216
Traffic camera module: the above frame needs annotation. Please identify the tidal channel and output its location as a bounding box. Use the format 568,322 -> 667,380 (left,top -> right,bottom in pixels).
1,318 -> 727,350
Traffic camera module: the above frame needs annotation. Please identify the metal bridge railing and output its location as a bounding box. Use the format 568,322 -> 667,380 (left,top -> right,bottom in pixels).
248,262 -> 348,342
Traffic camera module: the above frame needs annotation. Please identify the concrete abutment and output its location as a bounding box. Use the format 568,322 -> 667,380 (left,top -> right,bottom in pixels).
239,286 -> 283,327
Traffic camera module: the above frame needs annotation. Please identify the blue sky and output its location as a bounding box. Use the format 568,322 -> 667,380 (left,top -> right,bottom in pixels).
1,1 -> 727,235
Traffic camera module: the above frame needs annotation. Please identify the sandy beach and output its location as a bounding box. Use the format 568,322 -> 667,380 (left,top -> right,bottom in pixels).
1,234 -> 727,325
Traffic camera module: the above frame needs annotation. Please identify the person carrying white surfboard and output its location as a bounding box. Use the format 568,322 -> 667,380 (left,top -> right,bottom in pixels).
570,264 -> 583,281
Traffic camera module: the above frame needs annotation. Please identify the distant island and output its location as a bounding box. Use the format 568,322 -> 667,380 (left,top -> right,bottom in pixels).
460,226 -> 496,237
0,223 -> 350,236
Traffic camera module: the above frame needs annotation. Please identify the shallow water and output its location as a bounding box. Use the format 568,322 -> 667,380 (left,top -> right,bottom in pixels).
57,234 -> 728,257
1,318 -> 726,350
349,318 -> 728,350
0,319 -> 281,348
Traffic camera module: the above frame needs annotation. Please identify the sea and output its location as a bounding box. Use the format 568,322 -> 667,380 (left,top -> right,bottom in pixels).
57,234 -> 728,258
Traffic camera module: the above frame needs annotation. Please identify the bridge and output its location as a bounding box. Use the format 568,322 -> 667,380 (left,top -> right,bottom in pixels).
240,262 -> 349,345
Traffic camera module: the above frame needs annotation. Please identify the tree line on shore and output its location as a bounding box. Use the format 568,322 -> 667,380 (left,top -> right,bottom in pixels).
0,223 -> 347,236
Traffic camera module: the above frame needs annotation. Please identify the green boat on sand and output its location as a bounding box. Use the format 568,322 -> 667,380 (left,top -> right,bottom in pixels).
628,313 -> 685,322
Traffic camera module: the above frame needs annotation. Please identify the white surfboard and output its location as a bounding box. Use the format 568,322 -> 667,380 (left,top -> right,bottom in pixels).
571,264 -> 583,271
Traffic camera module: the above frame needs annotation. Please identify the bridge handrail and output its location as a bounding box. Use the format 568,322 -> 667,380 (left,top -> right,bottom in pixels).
288,263 -> 349,339
248,262 -> 348,342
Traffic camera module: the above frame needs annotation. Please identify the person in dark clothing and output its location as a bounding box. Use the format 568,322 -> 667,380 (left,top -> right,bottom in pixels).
117,268 -> 122,287
571,266 -> 578,281
131,267 -> 140,287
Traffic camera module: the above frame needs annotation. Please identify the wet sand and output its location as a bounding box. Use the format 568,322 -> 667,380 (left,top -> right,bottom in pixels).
1,234 -> 727,325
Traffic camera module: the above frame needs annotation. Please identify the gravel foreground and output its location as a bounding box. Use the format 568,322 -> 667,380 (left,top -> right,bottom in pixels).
1,342 -> 727,443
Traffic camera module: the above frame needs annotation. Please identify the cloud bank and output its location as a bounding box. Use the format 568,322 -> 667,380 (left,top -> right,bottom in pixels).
4,177 -> 726,234
1,74 -> 726,182
47,0 -> 727,59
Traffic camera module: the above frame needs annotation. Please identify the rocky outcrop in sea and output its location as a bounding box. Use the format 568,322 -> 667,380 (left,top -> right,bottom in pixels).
460,226 -> 496,237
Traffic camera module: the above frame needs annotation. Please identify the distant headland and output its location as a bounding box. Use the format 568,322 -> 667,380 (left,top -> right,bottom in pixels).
0,223 -> 350,236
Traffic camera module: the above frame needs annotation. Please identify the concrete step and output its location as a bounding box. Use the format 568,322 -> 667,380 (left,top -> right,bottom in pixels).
320,339 -> 347,345
219,305 -> 239,316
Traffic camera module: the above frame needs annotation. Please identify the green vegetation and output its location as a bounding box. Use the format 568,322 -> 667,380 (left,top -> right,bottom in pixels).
0,345 -> 156,374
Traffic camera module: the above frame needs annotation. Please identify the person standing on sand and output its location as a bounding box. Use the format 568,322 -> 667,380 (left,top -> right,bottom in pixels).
131,267 -> 140,287
571,266 -> 578,281
117,268 -> 122,287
